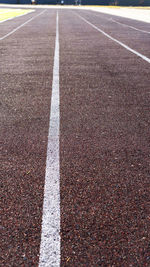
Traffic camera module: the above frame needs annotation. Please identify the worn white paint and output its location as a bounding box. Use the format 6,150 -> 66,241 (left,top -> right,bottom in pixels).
110,18 -> 150,34
0,10 -> 45,39
83,6 -> 150,24
76,13 -> 150,64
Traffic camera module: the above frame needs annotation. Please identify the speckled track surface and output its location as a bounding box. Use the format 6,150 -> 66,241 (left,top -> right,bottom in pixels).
59,9 -> 150,267
1,7 -> 150,267
1,8 -> 56,266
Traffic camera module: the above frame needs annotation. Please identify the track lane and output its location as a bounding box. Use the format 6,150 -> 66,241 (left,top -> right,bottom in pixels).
1,7 -> 150,267
75,12 -> 150,64
1,9 -> 56,266
83,9 -> 150,33
59,9 -> 150,266
0,10 -> 46,41
75,10 -> 150,58
0,8 -> 34,24
0,8 -> 43,38
109,18 -> 150,34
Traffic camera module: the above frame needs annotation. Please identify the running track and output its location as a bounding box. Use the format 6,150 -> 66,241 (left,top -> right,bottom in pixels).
1,7 -> 150,266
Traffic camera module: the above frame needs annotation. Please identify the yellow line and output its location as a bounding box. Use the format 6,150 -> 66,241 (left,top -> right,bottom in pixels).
0,9 -> 34,22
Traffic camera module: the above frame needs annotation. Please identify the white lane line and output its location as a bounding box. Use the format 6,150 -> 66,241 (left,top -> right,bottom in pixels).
0,10 -> 45,40
110,18 -> 150,34
91,12 -> 150,34
39,11 -> 60,267
76,13 -> 150,64
0,10 -> 34,24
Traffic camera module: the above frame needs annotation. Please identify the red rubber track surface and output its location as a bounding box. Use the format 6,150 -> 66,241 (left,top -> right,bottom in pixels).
59,9 -> 150,267
1,7 -> 150,267
1,8 -> 56,266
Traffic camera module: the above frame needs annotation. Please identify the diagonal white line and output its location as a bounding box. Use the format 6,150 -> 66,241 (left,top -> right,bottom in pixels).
0,10 -> 34,24
39,11 -> 60,267
110,18 -> 150,34
89,12 -> 150,34
76,13 -> 150,64
0,10 -> 46,40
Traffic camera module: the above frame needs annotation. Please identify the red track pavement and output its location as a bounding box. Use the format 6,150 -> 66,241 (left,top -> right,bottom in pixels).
1,7 -> 150,267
